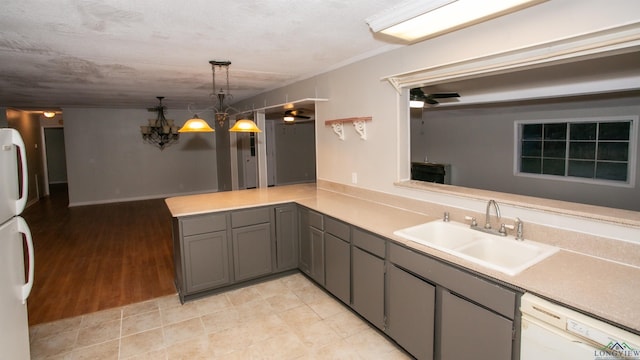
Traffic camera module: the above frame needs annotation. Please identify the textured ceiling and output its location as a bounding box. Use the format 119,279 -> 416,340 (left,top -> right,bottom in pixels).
0,0 -> 403,110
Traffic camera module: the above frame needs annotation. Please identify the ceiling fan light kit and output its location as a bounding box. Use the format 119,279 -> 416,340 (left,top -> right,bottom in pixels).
366,0 -> 545,42
410,88 -> 460,107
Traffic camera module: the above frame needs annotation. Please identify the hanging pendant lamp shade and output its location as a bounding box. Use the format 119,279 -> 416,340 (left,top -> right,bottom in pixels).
179,114 -> 214,132
182,60 -> 262,133
229,119 -> 262,133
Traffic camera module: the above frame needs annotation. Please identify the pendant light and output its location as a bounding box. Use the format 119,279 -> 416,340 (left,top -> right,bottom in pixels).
178,60 -> 262,133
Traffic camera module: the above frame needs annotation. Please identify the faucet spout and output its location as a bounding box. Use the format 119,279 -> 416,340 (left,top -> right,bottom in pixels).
485,199 -> 501,229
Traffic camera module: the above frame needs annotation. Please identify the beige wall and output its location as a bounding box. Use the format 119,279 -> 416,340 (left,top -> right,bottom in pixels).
234,1 -> 640,197
231,0 -> 640,241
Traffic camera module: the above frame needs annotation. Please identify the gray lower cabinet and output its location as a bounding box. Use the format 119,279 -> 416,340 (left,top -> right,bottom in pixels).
324,216 -> 350,304
231,207 -> 273,282
298,207 -> 325,285
324,233 -> 350,304
351,228 -> 386,330
173,212 -> 231,301
309,226 -> 325,284
388,242 -> 518,360
298,207 -> 312,274
439,289 -> 514,360
183,230 -> 230,294
386,264 -> 435,360
232,223 -> 272,282
274,204 -> 298,271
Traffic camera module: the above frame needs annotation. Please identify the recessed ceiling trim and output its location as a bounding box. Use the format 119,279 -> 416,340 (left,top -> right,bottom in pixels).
384,21 -> 640,90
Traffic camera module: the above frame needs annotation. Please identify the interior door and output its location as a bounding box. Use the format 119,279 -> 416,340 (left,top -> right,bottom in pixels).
241,133 -> 257,189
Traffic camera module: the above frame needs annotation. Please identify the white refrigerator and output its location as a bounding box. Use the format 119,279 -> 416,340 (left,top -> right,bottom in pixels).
0,128 -> 35,359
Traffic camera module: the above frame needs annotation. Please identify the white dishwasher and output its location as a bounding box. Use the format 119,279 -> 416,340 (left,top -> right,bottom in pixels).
520,293 -> 640,360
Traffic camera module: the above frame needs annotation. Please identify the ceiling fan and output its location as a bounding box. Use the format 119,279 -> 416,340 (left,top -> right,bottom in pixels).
283,109 -> 312,122
410,88 -> 460,107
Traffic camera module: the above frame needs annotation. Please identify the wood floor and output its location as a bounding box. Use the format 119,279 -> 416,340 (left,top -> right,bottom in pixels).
22,184 -> 176,326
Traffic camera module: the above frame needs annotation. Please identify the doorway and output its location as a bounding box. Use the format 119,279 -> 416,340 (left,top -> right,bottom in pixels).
41,127 -> 67,196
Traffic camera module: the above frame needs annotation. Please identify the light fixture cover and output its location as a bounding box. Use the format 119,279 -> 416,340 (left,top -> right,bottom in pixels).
43,111 -> 56,118
230,119 -> 262,133
367,0 -> 545,42
409,100 -> 425,108
179,115 -> 214,132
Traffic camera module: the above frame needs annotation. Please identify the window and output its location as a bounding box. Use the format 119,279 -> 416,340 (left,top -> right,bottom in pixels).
516,116 -> 637,186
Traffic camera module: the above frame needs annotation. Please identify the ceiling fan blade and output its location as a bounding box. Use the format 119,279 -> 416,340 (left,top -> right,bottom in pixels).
430,92 -> 460,99
425,98 -> 439,105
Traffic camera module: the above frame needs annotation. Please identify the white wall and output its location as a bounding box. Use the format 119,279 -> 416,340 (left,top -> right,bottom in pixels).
233,0 -> 640,196
64,108 -> 218,206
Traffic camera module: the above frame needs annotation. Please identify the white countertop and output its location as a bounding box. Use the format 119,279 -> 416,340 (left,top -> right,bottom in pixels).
165,184 -> 640,334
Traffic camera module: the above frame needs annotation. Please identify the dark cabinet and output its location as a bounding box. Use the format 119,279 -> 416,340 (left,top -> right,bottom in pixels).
183,231 -> 230,294
231,207 -> 273,282
439,290 -> 513,360
174,213 -> 231,301
351,228 -> 385,330
388,242 -> 518,360
298,207 -> 325,285
298,207 -> 312,274
274,204 -> 298,271
386,264 -> 435,360
232,223 -> 272,282
324,217 -> 351,304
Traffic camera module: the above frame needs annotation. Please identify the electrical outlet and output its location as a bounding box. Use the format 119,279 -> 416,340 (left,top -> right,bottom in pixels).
351,172 -> 358,184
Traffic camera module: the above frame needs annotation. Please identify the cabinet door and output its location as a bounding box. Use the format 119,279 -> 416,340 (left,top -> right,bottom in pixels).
439,290 -> 513,360
325,233 -> 350,304
183,231 -> 230,294
274,205 -> 298,271
351,246 -> 385,330
298,208 -> 312,275
310,226 -> 325,285
232,223 -> 273,282
387,264 -> 435,360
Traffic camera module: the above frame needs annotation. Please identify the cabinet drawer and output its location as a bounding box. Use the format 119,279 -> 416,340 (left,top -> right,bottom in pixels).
309,210 -> 324,230
352,228 -> 385,258
231,207 -> 270,228
325,217 -> 350,241
389,243 -> 516,319
181,213 -> 227,236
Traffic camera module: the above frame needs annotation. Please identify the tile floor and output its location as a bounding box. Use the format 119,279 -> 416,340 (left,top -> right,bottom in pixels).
29,273 -> 411,359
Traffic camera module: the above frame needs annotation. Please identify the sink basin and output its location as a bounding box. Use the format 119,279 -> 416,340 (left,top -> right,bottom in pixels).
393,220 -> 558,276
393,220 -> 483,250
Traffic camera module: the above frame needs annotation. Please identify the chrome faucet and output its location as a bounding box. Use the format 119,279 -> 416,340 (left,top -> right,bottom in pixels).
484,199 -> 501,230
514,217 -> 524,241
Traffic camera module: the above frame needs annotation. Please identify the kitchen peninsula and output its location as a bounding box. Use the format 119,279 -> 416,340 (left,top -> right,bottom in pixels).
165,183 -> 640,341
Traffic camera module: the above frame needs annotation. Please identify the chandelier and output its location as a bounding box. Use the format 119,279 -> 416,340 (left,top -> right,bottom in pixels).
140,96 -> 180,150
179,60 -> 262,133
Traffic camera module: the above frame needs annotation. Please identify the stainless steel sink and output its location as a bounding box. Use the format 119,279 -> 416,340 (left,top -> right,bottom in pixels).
393,220 -> 558,276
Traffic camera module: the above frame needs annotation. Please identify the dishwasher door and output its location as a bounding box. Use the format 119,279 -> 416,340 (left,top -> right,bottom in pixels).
520,293 -> 640,360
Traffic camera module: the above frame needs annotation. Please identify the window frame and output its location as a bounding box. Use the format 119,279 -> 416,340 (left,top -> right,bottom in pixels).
513,115 -> 638,188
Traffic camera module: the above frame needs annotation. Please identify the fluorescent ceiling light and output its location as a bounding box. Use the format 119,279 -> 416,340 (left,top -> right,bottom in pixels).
367,0 -> 545,42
